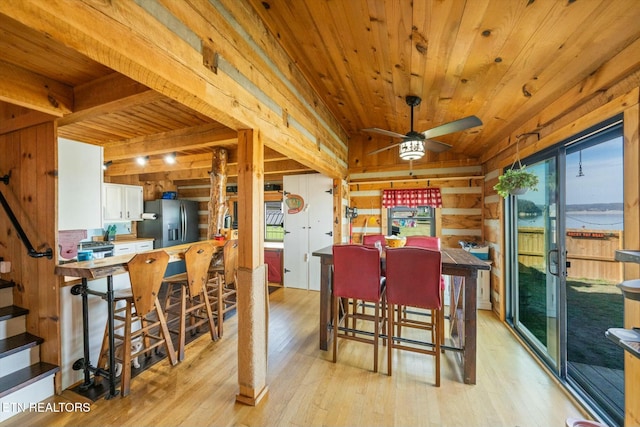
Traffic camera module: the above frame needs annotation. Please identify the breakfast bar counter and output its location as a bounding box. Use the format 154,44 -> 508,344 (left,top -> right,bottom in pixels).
54,239 -> 225,399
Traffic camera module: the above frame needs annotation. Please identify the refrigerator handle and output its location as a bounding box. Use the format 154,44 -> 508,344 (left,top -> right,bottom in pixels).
181,203 -> 186,242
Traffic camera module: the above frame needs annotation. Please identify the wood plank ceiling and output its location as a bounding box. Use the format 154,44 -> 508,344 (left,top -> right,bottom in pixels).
2,0 -> 640,183
249,0 -> 640,163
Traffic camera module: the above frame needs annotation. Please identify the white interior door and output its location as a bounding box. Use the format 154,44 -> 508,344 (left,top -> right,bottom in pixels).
307,174 -> 334,291
283,175 -> 308,289
283,174 -> 334,290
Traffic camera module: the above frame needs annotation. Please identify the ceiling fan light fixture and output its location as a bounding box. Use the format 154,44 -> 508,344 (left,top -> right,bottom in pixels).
398,139 -> 425,160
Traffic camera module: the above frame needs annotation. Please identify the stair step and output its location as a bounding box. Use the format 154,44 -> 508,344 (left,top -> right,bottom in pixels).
0,279 -> 14,289
0,332 -> 44,359
0,362 -> 59,399
0,305 -> 29,322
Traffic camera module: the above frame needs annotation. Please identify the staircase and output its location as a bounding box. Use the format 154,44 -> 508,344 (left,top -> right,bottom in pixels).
0,278 -> 59,423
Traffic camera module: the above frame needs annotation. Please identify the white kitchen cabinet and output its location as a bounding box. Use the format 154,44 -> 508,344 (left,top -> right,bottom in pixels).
103,183 -> 144,222
58,138 -> 103,230
477,263 -> 492,310
111,240 -> 152,288
112,241 -> 136,289
103,184 -> 123,221
124,185 -> 144,220
135,240 -> 153,252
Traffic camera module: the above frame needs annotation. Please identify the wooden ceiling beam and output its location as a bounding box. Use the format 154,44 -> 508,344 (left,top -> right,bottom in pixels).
58,76 -> 165,126
102,123 -> 237,161
106,151 -> 310,177
0,59 -> 73,117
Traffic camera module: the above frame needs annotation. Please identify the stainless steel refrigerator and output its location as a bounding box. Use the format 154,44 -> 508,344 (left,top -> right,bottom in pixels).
137,199 -> 199,276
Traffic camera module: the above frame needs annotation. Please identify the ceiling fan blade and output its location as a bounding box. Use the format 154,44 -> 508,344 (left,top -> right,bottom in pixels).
424,139 -> 453,153
421,115 -> 483,139
362,127 -> 407,139
367,141 -> 403,156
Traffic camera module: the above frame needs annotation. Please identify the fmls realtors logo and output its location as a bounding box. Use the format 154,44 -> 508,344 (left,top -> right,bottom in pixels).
1,402 -> 91,414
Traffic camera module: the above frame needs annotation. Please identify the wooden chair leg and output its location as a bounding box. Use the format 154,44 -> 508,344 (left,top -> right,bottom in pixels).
120,301 -> 133,397
177,285 -> 187,362
332,295 -> 338,363
216,276 -> 224,338
95,302 -> 113,386
202,290 -> 218,341
154,298 -> 177,366
435,308 -> 441,387
387,302 -> 394,376
373,302 -> 379,373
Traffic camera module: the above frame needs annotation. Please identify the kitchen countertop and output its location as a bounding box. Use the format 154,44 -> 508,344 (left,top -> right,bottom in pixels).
92,237 -> 154,244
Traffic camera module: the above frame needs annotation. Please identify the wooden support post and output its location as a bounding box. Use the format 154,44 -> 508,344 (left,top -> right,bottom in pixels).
208,147 -> 228,238
235,129 -> 268,406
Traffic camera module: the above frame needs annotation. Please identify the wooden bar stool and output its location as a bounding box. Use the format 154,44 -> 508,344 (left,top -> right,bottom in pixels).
207,239 -> 238,338
97,250 -> 178,397
163,242 -> 218,361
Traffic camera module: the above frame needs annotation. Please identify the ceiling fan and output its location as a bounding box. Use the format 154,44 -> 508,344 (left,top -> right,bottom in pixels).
363,96 -> 483,159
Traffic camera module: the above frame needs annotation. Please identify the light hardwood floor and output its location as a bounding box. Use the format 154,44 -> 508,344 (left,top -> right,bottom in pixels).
3,287 -> 590,427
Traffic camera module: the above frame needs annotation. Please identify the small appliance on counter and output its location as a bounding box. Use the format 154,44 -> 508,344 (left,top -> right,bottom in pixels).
78,241 -> 114,259
77,250 -> 93,261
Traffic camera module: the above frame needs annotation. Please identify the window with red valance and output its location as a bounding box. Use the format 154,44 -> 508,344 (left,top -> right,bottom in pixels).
382,188 -> 443,208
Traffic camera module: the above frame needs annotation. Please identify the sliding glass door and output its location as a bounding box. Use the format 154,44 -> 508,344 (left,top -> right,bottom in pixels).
508,117 -> 625,426
512,156 -> 561,369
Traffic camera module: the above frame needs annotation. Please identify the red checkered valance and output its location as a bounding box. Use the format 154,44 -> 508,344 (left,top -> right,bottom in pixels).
382,188 -> 443,208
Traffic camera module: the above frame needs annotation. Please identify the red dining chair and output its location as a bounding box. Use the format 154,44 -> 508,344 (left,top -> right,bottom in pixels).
362,234 -> 385,247
403,235 -> 445,345
332,244 -> 386,372
385,246 -> 442,385
405,235 -> 441,250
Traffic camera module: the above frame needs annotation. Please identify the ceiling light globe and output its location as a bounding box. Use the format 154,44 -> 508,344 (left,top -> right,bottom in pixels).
398,139 -> 425,160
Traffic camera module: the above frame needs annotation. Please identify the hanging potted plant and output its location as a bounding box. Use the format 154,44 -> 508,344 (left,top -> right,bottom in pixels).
493,166 -> 539,198
494,133 -> 540,198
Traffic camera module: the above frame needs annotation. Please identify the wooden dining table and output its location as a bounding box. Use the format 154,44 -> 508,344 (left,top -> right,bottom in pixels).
311,244 -> 491,384
54,239 -> 225,399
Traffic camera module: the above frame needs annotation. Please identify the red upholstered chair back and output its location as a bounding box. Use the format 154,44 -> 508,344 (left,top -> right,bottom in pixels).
332,244 -> 382,301
385,247 -> 442,310
405,235 -> 441,250
362,234 -> 385,247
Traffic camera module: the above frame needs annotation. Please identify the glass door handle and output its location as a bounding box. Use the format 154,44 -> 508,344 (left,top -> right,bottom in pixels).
547,249 -> 559,276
